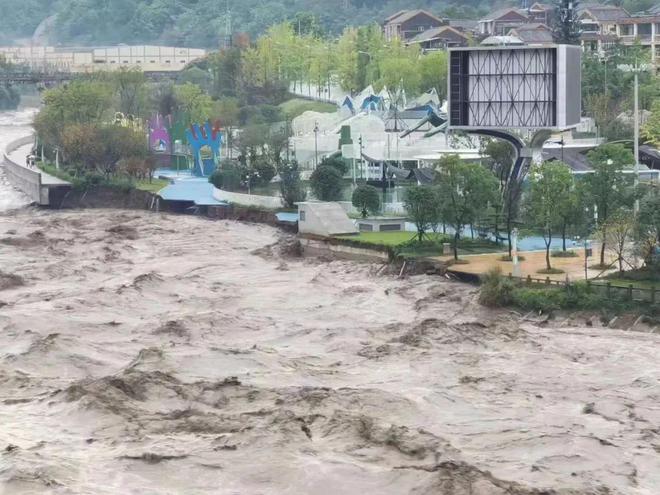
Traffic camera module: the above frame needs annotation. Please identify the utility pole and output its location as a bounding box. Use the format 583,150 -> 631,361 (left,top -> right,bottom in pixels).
634,62 -> 640,213
224,0 -> 232,49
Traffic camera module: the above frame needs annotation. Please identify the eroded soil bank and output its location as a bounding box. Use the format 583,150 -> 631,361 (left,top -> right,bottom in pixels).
0,208 -> 658,494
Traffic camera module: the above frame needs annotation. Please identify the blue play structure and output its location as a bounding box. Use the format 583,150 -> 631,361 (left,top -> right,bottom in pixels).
341,96 -> 355,115
360,95 -> 384,111
185,121 -> 223,177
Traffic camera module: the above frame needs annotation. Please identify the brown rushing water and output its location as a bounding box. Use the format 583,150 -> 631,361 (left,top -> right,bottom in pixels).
0,208 -> 658,494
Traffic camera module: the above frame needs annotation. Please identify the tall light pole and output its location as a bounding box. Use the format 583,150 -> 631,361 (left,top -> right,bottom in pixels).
313,121 -> 319,169
634,63 -> 639,213
618,61 -> 649,213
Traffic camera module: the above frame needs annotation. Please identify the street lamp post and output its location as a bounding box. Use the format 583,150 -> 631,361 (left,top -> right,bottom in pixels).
618,61 -> 650,213
313,121 -> 319,169
359,134 -> 364,180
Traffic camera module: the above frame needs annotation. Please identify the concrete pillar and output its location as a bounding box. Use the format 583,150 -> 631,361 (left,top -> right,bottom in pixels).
634,23 -> 638,37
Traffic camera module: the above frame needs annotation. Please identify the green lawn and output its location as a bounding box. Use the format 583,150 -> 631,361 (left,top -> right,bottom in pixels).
135,178 -> 170,193
279,98 -> 337,119
336,231 -> 429,246
595,278 -> 660,290
335,231 -> 503,257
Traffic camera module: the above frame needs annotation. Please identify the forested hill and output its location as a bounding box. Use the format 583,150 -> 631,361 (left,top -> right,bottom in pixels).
3,0 -> 491,46
0,0 -> 656,47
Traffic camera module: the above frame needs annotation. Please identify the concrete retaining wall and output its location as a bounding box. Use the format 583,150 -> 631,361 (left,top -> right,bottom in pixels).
212,187 -> 283,209
2,135 -> 41,204
300,237 -> 390,262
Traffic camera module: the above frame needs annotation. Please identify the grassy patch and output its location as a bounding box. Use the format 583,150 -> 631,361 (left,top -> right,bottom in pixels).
479,269 -> 638,314
552,250 -> 579,258
447,259 -> 470,265
589,263 -> 614,271
499,255 -> 526,262
279,98 -> 337,119
39,163 -> 159,193
334,232 -> 502,258
135,179 -> 170,193
537,267 -> 565,275
338,231 -> 424,247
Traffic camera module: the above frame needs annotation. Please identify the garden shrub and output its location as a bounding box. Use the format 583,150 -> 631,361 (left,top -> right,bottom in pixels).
479,268 -> 516,307
310,164 -> 343,201
320,156 -> 349,176
209,165 -> 243,191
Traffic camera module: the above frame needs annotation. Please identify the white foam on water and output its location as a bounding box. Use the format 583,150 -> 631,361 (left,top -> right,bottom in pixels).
0,108 -> 38,211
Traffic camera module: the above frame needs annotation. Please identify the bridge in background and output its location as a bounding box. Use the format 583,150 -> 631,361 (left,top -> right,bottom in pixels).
0,70 -> 183,84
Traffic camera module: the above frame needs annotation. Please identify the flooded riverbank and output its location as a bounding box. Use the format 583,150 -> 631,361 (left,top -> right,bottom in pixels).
0,208 -> 658,494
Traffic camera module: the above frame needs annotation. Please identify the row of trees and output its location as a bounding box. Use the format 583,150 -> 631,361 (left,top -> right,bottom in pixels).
18,1 -> 486,47
0,57 -> 22,110
581,45 -> 660,142
34,73 -> 156,181
204,22 -> 448,101
403,144 -> 657,274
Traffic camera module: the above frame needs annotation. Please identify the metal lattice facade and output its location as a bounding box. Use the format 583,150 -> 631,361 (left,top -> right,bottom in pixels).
449,45 -> 581,130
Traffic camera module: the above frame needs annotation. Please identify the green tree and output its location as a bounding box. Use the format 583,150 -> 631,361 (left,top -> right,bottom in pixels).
213,97 -> 241,158
336,27 -> 360,93
290,12 -> 323,37
553,0 -> 582,44
320,156 -> 348,176
555,166 -> 583,252
642,99 -> 660,147
526,162 -> 573,271
110,67 -> 147,117
377,40 -> 421,94
174,83 -> 214,123
208,48 -> 243,98
584,143 -> 635,266
352,184 -> 380,218
635,186 -> 660,267
310,164 -> 343,201
60,124 -> 146,178
35,80 -> 113,154
599,210 -> 635,273
278,160 -> 307,208
404,185 -> 439,243
177,66 -> 213,94
435,156 -> 499,260
484,140 -> 522,256
418,51 -> 448,99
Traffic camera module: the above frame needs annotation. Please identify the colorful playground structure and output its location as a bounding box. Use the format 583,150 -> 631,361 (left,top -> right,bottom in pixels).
147,115 -> 222,177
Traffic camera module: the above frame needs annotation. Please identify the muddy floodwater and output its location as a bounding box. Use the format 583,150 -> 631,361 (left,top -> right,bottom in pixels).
0,208 -> 658,495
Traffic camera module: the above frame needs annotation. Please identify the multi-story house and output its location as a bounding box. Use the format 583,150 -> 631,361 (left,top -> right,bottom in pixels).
407,26 -> 472,51
478,7 -> 530,36
578,3 -> 659,65
383,10 -> 446,42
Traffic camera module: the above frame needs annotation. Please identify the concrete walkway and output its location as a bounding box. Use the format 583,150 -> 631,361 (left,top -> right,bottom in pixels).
9,144 -> 69,185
